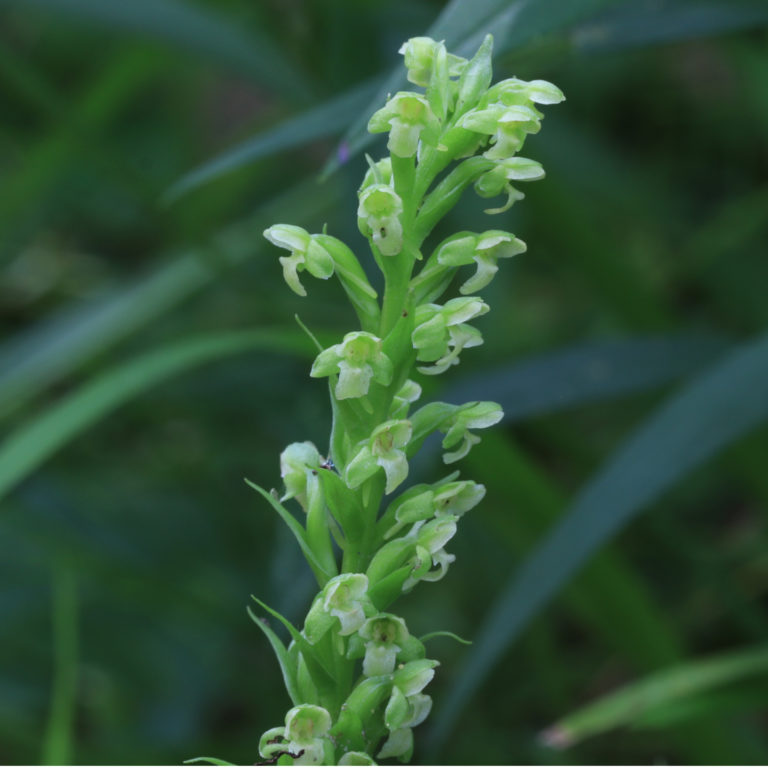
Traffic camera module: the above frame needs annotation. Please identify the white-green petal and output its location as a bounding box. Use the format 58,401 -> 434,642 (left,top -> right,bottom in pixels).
389,120 -> 422,158
310,345 -> 343,378
344,446 -> 379,489
305,238 -> 334,279
443,432 -> 481,463
338,752 -> 376,765
363,642 -> 401,677
404,693 -> 433,728
279,254 -> 308,297
377,727 -> 413,761
377,450 -> 409,494
336,360 -> 374,400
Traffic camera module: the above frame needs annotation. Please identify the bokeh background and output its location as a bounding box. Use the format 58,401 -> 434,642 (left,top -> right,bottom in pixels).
2,0 -> 768,764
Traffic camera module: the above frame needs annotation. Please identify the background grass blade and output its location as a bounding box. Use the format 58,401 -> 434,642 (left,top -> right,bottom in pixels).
0,180 -> 337,419
0,329 -> 314,503
41,561 -> 78,765
540,645 -> 768,748
442,333 -> 729,421
427,328 -> 768,752
166,79 -> 380,201
573,0 -> 768,50
0,0 -> 310,97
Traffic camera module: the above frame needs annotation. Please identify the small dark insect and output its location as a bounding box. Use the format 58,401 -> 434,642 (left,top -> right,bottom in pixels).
254,748 -> 305,765
320,457 -> 336,471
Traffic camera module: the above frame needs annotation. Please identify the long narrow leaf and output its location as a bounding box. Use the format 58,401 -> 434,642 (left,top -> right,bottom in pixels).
573,0 -> 768,51
442,334 -> 728,421
0,329 -> 312,502
166,79 -> 380,201
0,0 -> 310,97
245,481 -> 333,584
428,328 -> 768,751
541,645 -> 768,747
246,605 -> 301,707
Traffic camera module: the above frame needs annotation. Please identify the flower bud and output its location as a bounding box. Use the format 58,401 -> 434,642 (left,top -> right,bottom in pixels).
368,92 -> 440,158
398,36 -> 466,88
358,184 -> 404,256
310,332 -> 393,400
437,230 -> 526,293
263,224 -> 334,297
455,34 -> 493,116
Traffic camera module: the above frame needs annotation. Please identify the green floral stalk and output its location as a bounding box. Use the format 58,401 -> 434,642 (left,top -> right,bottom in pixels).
245,34 -> 562,765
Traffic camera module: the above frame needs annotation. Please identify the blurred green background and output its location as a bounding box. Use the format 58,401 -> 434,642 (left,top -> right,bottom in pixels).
2,0 -> 768,764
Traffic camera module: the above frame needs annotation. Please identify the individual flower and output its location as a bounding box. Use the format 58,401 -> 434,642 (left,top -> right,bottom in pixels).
412,296 -> 489,374
263,224 -> 334,297
358,613 -> 409,676
436,230 -> 527,293
310,332 -> 393,400
368,92 -> 440,158
280,441 -> 322,511
357,184 -> 404,256
460,103 -> 542,159
284,705 -> 333,765
486,76 -> 565,107
257,705 -> 334,766
305,573 -> 371,641
432,479 -> 486,516
398,36 -> 466,87
345,420 -> 413,494
473,156 -> 545,214
440,401 -> 504,463
403,516 -> 459,590
384,478 -> 485,539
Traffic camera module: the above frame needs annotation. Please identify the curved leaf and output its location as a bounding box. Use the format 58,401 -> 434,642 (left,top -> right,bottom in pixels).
0,0 -> 310,97
428,329 -> 768,752
541,645 -> 768,748
442,333 -> 729,421
0,329 -> 313,502
166,79 -> 380,201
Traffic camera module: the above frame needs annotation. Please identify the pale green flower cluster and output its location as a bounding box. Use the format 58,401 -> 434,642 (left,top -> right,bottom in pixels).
249,33 -> 563,765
